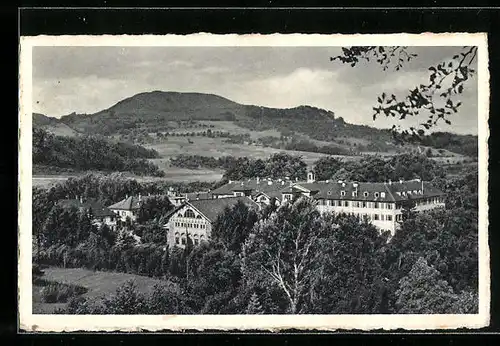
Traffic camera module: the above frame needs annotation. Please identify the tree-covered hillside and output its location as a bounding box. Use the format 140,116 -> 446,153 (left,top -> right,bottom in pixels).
33,128 -> 165,176
36,91 -> 477,157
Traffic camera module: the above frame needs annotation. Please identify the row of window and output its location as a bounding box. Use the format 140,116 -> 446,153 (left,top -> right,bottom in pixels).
338,191 -> 386,198
174,221 -> 206,229
319,200 -> 395,209
177,209 -> 203,219
331,211 -> 398,222
174,233 -> 206,246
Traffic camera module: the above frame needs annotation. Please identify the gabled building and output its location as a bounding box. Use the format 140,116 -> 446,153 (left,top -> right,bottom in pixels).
108,194 -> 171,223
58,197 -> 118,230
108,195 -> 143,222
163,196 -> 259,248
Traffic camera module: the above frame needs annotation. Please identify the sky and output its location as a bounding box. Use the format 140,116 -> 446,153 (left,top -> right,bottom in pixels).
32,46 -> 479,135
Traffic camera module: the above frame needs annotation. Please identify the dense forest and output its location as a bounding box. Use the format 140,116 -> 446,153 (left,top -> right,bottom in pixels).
313,154 -> 446,182
33,128 -> 165,176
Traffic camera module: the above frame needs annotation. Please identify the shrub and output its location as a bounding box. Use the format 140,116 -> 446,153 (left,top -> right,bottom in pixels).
40,281 -> 88,303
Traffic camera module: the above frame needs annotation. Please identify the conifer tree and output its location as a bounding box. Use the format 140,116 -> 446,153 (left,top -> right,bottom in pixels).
245,292 -> 264,315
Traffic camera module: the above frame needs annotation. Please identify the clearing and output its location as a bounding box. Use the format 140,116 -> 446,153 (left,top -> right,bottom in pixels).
33,267 -> 172,314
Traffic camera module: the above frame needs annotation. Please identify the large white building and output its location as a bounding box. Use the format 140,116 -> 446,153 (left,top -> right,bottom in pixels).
208,172 -> 446,236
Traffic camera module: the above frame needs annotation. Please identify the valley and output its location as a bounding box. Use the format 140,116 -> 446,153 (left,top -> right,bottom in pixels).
31,90 -> 477,187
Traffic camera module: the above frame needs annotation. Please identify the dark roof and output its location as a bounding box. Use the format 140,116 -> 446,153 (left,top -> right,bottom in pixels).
309,180 -> 444,202
186,191 -> 214,201
211,178 -> 293,195
188,196 -> 258,222
108,196 -> 142,210
58,198 -> 115,217
108,194 -> 172,210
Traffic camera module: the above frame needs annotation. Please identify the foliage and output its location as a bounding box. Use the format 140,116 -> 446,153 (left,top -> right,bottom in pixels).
137,195 -> 174,223
395,257 -> 477,314
332,46 -> 477,139
211,200 -> 259,253
244,198 -> 330,314
313,156 -> 343,180
308,214 -> 390,314
320,153 -> 446,183
33,128 -> 164,176
38,280 -> 88,303
245,292 -> 264,314
223,153 -> 308,181
418,132 -> 478,157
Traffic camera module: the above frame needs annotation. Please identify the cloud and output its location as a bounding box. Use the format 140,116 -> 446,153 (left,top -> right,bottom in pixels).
31,46 -> 479,134
233,68 -> 340,108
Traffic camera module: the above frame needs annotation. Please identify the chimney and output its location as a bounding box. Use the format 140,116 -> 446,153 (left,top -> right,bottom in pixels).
138,193 -> 142,201
388,179 -> 392,185
281,181 -> 285,186
80,196 -> 83,204
399,179 -> 403,184
256,177 -> 260,184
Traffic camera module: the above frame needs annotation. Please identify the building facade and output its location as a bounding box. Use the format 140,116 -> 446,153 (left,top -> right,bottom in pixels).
164,196 -> 259,248
207,175 -> 446,236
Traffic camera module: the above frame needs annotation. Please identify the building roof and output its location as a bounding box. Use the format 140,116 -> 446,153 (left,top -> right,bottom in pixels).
58,198 -> 115,218
186,191 -> 214,201
309,180 -> 444,202
108,196 -> 142,210
211,178 -> 293,195
187,196 -> 259,222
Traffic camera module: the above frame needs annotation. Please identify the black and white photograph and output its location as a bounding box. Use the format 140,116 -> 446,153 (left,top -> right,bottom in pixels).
18,33 -> 489,331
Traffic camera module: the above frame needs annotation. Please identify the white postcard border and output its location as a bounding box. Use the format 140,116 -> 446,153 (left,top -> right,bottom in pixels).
18,33 -> 490,332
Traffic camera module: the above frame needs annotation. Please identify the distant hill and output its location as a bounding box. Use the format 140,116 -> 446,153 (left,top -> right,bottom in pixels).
57,91 -> 389,142
33,113 -> 80,137
40,90 -> 476,157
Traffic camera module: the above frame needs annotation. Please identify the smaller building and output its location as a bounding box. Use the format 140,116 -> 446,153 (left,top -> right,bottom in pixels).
58,196 -> 117,230
108,195 -> 143,222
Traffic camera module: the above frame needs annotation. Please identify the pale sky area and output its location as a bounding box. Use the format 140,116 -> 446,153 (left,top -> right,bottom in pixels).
32,46 -> 478,135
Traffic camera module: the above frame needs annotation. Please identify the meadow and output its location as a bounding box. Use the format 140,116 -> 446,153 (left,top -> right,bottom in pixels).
32,267 -> 171,314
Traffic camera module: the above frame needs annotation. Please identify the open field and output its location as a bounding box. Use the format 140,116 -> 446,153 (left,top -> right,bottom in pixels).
32,175 -> 78,188
146,136 -> 359,167
33,267 -> 172,314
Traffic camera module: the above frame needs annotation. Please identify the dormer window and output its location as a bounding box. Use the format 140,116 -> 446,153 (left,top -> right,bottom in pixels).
374,192 -> 380,198
363,192 -> 369,197
396,192 -> 401,196
413,190 -> 418,194
418,190 -> 423,194
341,191 -> 346,197
402,192 -> 407,196
380,192 -> 386,198
352,191 -> 358,197
327,191 -> 331,195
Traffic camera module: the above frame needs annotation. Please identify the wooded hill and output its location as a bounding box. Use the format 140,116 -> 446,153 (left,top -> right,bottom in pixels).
34,90 -> 478,157
33,128 -> 165,176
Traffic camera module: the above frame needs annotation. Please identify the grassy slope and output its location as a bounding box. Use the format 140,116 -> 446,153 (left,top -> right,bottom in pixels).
33,267 -> 172,314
